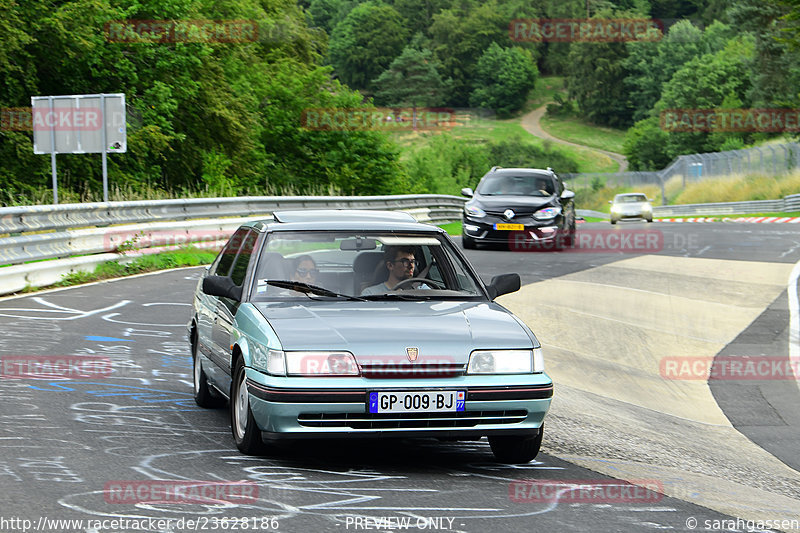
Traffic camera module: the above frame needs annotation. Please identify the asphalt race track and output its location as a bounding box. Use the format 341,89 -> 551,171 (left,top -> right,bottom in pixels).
1,221 -> 799,533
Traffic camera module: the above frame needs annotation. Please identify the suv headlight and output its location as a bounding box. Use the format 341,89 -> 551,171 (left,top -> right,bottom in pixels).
642,203 -> 652,212
464,203 -> 486,218
467,349 -> 544,374
533,207 -> 561,220
285,351 -> 360,376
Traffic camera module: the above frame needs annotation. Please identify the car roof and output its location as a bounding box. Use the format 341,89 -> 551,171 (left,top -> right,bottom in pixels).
614,193 -> 647,198
488,168 -> 554,176
238,210 -> 442,233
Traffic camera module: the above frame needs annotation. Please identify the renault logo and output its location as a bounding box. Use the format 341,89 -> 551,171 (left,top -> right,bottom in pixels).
406,347 -> 419,362
504,209 -> 515,220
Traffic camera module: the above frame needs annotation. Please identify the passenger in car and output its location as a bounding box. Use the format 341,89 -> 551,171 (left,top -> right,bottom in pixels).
292,255 -> 318,285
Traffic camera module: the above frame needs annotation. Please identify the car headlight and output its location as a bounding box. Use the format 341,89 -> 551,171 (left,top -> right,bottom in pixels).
533,207 -> 561,220
467,349 -> 544,374
642,204 -> 652,212
252,344 -> 287,376
610,205 -> 621,213
285,351 -> 360,376
464,203 -> 486,218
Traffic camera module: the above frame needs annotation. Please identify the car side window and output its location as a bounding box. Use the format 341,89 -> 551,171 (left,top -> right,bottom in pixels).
211,228 -> 248,277
230,231 -> 258,287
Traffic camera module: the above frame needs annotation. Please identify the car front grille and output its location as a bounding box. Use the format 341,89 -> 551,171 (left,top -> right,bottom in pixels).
297,410 -> 527,429
359,363 -> 465,379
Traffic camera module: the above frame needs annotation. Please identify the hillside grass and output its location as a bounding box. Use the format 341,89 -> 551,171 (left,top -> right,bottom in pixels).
539,115 -> 627,154
670,171 -> 800,204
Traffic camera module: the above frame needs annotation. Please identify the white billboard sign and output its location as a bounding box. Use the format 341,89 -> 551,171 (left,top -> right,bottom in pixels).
31,93 -> 127,203
32,93 -> 126,154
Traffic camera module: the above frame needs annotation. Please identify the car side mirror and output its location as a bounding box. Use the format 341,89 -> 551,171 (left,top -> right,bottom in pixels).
608,200 -> 613,204
486,273 -> 520,300
461,187 -> 474,198
560,189 -> 575,200
203,275 -> 243,301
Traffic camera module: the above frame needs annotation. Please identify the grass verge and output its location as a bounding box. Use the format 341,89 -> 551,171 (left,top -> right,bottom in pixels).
20,247 -> 219,293
539,115 -> 627,155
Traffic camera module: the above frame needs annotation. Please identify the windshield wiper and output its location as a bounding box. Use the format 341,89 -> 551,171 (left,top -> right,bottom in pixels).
361,292 -> 434,301
266,280 -> 366,301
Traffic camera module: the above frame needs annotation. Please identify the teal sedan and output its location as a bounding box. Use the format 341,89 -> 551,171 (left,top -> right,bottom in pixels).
189,210 -> 552,463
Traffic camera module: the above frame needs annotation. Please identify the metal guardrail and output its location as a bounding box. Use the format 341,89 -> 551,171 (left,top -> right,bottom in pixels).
0,195 -> 466,235
0,196 -> 466,267
653,198 -> 790,217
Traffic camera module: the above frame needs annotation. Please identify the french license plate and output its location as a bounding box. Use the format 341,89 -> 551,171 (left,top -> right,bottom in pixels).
494,223 -> 524,230
368,391 -> 466,413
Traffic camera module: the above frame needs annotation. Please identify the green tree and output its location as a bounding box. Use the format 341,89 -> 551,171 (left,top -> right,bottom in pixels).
428,0 -> 510,106
327,2 -> 410,91
372,45 -> 449,107
655,35 -> 755,157
622,116 -> 672,170
469,43 -> 538,118
566,39 -> 633,127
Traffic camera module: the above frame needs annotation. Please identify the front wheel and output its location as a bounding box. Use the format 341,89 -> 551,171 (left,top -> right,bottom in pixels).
462,233 -> 476,249
230,358 -> 266,455
489,425 -> 544,463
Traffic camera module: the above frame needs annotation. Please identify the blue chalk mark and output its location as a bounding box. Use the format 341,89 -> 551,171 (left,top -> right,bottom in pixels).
84,335 -> 134,342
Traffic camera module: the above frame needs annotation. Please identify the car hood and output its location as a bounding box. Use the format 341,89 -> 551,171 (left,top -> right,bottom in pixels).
474,194 -> 555,211
252,300 -> 533,363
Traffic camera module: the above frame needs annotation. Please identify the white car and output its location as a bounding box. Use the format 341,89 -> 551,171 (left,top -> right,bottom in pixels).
609,193 -> 653,224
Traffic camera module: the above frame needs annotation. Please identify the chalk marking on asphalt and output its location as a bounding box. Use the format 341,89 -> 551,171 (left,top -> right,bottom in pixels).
788,259 -> 800,385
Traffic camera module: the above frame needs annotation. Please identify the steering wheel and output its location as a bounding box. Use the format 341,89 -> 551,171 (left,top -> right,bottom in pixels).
393,277 -> 445,290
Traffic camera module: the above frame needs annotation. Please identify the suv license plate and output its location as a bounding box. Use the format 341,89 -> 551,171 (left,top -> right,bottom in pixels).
494,223 -> 524,230
368,391 -> 465,413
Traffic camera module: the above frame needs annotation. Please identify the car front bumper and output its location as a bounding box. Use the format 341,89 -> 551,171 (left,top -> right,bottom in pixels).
245,369 -> 552,439
462,216 -> 567,245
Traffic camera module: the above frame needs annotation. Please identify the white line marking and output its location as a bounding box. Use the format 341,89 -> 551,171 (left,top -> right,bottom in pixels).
788,260 -> 800,385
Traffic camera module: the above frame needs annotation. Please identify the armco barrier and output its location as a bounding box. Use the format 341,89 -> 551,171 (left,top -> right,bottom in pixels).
0,195 -> 466,235
0,196 -> 467,295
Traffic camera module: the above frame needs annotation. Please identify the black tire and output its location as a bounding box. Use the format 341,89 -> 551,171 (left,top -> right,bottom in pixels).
610,218 -> 617,225
192,329 -> 223,408
230,358 -> 267,455
462,233 -> 476,249
646,217 -> 653,223
489,425 -> 544,463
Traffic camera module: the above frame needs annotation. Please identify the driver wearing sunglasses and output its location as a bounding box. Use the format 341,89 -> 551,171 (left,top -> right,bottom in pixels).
292,255 -> 319,284
361,246 -> 430,295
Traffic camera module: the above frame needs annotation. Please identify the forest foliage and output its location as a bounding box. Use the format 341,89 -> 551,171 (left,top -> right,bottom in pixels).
1,0 -> 799,205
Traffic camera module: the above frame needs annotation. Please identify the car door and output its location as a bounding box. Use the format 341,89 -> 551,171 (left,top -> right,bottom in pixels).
196,228 -> 247,377
210,229 -> 259,385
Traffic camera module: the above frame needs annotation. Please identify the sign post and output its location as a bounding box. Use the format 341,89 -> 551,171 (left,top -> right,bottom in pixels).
32,93 -> 126,203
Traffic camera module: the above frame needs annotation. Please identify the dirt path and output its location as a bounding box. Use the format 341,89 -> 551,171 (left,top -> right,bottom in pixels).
521,104 -> 629,172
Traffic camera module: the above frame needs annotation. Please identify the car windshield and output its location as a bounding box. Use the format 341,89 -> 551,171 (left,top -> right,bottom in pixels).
249,231 -> 484,300
477,174 -> 555,196
615,194 -> 647,203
